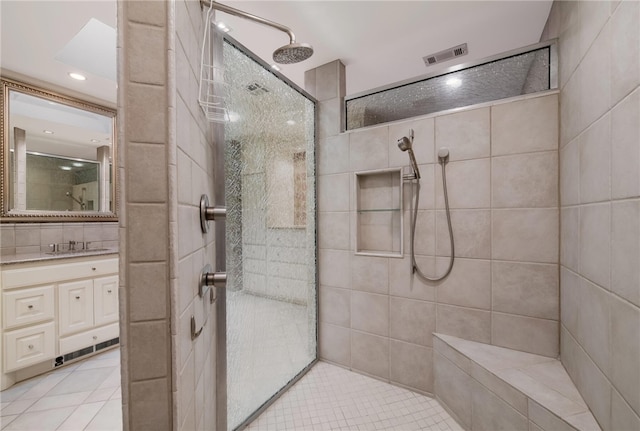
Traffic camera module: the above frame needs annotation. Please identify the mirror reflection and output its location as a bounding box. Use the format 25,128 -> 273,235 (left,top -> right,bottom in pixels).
2,79 -> 116,220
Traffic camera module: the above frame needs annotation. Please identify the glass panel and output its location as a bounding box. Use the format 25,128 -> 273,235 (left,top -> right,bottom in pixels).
346,46 -> 550,129
223,40 -> 316,430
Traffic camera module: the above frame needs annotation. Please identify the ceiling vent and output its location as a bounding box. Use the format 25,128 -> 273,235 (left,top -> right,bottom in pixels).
423,43 -> 468,67
246,82 -> 270,95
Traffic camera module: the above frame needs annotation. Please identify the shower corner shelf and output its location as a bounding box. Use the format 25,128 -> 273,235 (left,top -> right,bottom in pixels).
354,168 -> 403,258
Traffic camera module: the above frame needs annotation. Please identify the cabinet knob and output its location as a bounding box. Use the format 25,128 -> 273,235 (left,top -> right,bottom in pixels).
27,305 -> 33,309
107,290 -> 112,294
75,296 -> 80,300
91,267 -> 97,271
28,344 -> 34,349
93,336 -> 97,340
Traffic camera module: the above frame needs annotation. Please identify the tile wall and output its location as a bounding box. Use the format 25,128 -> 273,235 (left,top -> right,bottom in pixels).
118,1 -> 217,430
311,60 -> 560,396
0,222 -> 118,255
542,1 -> 640,430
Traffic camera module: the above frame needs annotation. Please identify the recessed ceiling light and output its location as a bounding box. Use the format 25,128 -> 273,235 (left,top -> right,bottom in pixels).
446,77 -> 462,88
60,166 -> 72,171
271,64 -> 281,72
90,139 -> 100,143
68,72 -> 86,81
43,130 -> 54,134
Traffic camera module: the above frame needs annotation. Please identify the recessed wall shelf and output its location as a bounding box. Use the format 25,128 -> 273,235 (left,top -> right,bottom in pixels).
355,168 -> 403,258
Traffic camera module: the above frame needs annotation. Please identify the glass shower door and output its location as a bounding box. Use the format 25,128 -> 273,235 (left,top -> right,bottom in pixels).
223,40 -> 317,430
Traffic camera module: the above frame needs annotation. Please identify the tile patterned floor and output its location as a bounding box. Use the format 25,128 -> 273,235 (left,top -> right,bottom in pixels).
0,348 -> 121,431
246,361 -> 463,431
1,345 -> 462,431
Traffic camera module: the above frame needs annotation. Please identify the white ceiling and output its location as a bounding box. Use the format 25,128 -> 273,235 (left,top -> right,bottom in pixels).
0,0 -> 552,103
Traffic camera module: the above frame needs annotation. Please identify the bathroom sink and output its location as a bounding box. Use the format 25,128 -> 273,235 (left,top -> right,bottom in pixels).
45,248 -> 111,256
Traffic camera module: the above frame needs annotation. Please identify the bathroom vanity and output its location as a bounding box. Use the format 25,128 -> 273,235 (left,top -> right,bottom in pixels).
0,250 -> 119,390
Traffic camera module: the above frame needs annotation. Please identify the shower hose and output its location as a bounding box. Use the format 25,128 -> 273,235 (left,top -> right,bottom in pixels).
410,159 -> 455,282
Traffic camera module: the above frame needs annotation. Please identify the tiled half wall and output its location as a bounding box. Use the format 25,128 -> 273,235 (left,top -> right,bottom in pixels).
311,60 -> 560,396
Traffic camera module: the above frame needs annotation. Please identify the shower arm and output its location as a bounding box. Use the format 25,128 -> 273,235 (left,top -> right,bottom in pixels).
200,0 -> 297,44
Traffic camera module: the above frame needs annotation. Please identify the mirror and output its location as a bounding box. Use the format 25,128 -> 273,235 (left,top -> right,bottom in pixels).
1,78 -> 117,221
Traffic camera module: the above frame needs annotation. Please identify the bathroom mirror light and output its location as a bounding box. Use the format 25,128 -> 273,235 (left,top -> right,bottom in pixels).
1,78 -> 118,222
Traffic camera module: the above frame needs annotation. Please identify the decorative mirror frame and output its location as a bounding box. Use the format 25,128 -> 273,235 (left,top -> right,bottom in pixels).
0,78 -> 118,222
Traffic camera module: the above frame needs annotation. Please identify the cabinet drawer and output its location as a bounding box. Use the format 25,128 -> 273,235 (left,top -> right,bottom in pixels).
4,322 -> 56,372
59,322 -> 119,355
3,285 -> 55,329
2,257 -> 118,289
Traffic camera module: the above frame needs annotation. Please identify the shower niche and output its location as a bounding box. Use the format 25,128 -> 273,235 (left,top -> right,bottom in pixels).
355,168 -> 403,257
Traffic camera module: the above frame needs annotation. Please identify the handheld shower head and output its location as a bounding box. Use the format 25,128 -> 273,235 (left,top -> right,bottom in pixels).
397,133 -> 421,179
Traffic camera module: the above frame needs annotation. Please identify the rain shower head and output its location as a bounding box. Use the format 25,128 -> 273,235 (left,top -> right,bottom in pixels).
273,42 -> 314,64
202,0 -> 314,64
397,131 -> 421,180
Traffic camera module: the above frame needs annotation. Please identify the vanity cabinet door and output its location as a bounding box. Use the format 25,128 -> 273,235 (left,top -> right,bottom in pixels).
94,276 -> 118,326
59,280 -> 94,336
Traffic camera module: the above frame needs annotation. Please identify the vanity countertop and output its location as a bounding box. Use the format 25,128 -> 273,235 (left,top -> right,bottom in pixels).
0,248 -> 119,266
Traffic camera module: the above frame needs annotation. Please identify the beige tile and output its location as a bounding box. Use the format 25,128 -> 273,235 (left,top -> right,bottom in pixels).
492,209 -> 559,264
129,262 -> 167,321
610,294 -> 640,414
558,1 -> 581,88
318,135 -> 349,175
389,296 -> 435,346
351,291 -> 388,336
492,94 -> 559,156
318,173 -> 350,212
492,152 -> 558,208
471,379 -> 528,431
434,352 -> 472,429
351,331 -> 389,380
128,204 -> 168,262
611,88 -> 640,199
580,203 -> 610,289
129,379 -> 170,431
127,143 -> 168,203
577,278 -> 611,377
14,225 -> 40,247
319,323 -> 350,367
388,256 -> 436,301
564,411 -> 602,431
351,255 -> 388,294
318,249 -> 350,289
435,158 -> 491,209
315,61 -> 340,102
435,107 -> 490,161
436,304 -> 491,344
318,212 -> 350,250
561,207 -> 580,272
318,98 -> 342,139
406,210 -> 436,256
128,23 -> 165,85
389,340 -> 433,394
528,400 -> 579,431
349,126 -> 389,171
560,71 -> 583,147
492,313 -> 559,358
611,1 -> 640,104
389,117 -> 435,167
436,258 -> 491,310
521,360 -> 586,405
580,115 -> 611,204
125,83 -> 167,144
492,261 -> 559,320
579,23 -> 611,133
433,334 -> 472,374
319,286 -> 350,327
358,211 -> 400,254
125,0 -> 166,26
402,165 -> 435,209
611,200 -> 640,307
560,138 -> 581,206
470,363 -> 528,415
436,210 -> 491,259
611,388 -> 640,431
129,321 -> 168,381
304,68 -> 316,98
560,268 -> 580,336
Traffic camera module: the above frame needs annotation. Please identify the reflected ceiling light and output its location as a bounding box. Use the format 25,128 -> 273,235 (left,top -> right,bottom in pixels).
72,162 -> 84,167
214,21 -> 231,33
60,166 -> 72,171
446,77 -> 462,88
90,139 -> 100,143
286,120 -> 296,125
68,72 -> 86,81
271,64 -> 281,72
43,130 -> 54,134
